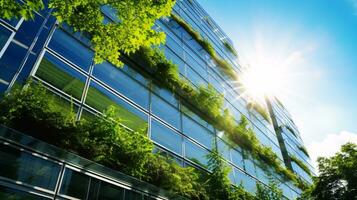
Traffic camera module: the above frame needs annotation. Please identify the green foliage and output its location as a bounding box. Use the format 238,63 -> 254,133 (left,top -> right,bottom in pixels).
255,181 -> 283,200
303,142 -> 357,200
298,146 -> 310,157
144,154 -> 208,199
205,149 -> 255,200
0,0 -> 44,20
247,101 -> 271,122
290,155 -> 312,176
132,45 -> 306,191
171,13 -> 236,80
223,41 -> 238,57
171,14 -> 215,57
0,83 -> 250,199
1,0 -> 175,67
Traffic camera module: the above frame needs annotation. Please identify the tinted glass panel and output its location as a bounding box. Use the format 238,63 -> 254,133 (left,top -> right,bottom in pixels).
0,26 -> 11,52
234,168 -> 256,193
231,149 -> 244,169
125,190 -> 142,200
217,139 -> 231,161
60,169 -> 90,199
182,115 -> 213,149
86,81 -> 147,131
36,52 -> 86,100
151,120 -> 182,155
152,94 -> 181,130
0,41 -> 27,92
93,62 -> 149,109
97,181 -> 124,200
0,185 -> 48,200
48,28 -> 93,71
14,14 -> 43,46
0,143 -> 61,190
184,139 -> 208,168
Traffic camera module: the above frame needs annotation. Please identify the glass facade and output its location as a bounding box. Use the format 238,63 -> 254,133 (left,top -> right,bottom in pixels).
0,0 -> 312,199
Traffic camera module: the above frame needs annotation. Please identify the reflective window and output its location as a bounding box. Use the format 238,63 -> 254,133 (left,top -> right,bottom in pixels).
184,139 -> 208,168
0,143 -> 61,191
231,148 -> 244,169
217,138 -> 231,161
93,62 -> 149,109
97,181 -> 124,200
48,28 -> 93,71
36,52 -> 86,100
183,115 -> 213,149
14,14 -> 43,47
125,190 -> 142,200
86,81 -> 147,131
151,86 -> 178,107
0,41 -> 27,92
60,168 -> 90,199
234,168 -> 256,193
0,26 -> 11,53
1,18 -> 20,27
0,185 -> 48,200
151,119 -> 182,155
152,94 -> 181,130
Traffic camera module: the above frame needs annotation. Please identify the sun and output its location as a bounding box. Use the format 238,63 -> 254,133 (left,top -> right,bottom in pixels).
240,63 -> 285,102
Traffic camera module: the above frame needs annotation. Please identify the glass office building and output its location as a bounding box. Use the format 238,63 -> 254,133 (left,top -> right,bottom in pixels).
0,0 -> 313,199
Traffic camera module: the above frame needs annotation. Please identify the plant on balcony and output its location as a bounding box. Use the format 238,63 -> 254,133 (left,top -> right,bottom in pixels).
290,155 -> 312,176
0,83 -> 254,199
223,41 -> 238,57
298,146 -> 310,157
256,181 -> 283,200
170,13 -> 237,80
247,101 -> 271,122
131,46 -> 307,190
0,0 -> 176,67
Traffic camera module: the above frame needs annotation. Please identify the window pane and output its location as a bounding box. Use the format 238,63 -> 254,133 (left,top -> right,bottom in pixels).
93,62 -> 149,109
125,190 -> 142,200
60,169 -> 90,199
234,168 -> 256,193
217,138 -> 231,161
0,26 -> 11,52
151,119 -> 182,155
97,181 -> 124,200
0,185 -> 48,200
152,94 -> 181,130
182,115 -> 213,149
231,149 -> 244,169
36,53 -> 86,100
48,28 -> 93,71
0,41 -> 27,92
86,81 -> 147,131
184,139 -> 208,168
0,143 -> 61,191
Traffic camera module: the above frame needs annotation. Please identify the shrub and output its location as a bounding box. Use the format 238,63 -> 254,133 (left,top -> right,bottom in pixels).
223,41 -> 238,57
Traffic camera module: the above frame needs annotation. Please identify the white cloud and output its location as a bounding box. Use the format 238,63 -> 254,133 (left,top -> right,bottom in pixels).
307,131 -> 357,173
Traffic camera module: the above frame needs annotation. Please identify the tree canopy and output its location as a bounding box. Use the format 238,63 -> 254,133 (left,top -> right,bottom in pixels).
0,0 -> 175,66
302,142 -> 357,200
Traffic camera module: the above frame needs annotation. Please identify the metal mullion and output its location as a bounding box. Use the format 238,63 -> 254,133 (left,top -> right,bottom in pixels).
7,10 -> 53,92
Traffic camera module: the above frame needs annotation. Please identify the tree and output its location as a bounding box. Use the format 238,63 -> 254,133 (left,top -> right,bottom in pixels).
302,142 -> 357,200
0,0 -> 175,67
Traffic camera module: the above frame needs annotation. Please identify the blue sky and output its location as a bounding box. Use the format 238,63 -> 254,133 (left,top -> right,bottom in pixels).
197,0 -> 357,168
